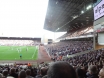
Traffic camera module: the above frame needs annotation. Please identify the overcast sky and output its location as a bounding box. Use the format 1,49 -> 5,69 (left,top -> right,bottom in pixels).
0,0 -> 48,37
0,0 -> 66,39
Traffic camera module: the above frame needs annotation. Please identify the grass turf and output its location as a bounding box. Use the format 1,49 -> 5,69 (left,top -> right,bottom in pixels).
0,46 -> 38,60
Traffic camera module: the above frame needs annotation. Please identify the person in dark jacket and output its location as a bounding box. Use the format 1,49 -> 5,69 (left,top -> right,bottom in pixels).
9,68 -> 18,78
2,70 -> 8,78
76,68 -> 85,78
18,70 -> 26,78
87,65 -> 98,78
26,69 -> 34,78
35,67 -> 48,78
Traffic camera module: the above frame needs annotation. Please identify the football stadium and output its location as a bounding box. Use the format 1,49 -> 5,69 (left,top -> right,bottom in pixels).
0,0 -> 104,78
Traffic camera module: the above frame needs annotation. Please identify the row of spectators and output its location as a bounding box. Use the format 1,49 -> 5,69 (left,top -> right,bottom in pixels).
0,48 -> 104,78
46,41 -> 93,61
0,39 -> 39,46
66,49 -> 104,67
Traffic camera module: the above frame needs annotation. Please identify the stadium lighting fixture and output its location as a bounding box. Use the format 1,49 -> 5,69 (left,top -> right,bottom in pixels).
81,11 -> 84,14
73,16 -> 76,19
86,5 -> 92,10
56,28 -> 60,31
73,15 -> 78,19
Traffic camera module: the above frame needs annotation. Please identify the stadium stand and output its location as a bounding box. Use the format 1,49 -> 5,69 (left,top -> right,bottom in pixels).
45,40 -> 93,61
0,39 -> 35,46
0,37 -> 41,46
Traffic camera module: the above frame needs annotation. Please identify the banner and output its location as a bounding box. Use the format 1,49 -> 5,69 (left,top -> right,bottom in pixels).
94,0 -> 104,20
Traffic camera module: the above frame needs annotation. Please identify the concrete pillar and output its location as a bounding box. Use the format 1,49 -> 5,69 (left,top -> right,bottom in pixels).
93,31 -> 96,50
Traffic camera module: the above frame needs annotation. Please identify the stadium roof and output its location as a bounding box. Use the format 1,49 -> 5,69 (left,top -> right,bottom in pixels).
44,0 -> 94,32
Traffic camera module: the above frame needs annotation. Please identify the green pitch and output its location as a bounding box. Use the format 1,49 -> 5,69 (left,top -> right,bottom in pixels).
0,46 -> 38,60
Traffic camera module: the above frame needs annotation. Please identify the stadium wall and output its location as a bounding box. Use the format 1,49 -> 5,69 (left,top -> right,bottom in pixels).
98,32 -> 104,45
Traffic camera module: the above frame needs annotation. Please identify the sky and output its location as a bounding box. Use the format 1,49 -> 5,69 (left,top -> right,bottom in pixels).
0,0 -> 66,39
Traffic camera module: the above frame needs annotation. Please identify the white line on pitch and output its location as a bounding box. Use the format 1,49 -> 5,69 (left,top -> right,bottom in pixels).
32,47 -> 37,58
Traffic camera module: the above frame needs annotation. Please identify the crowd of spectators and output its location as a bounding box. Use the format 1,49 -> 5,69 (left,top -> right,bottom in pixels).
0,39 -> 39,46
66,49 -> 104,67
46,41 -> 93,60
0,63 -> 48,78
0,37 -> 104,78
0,48 -> 104,78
